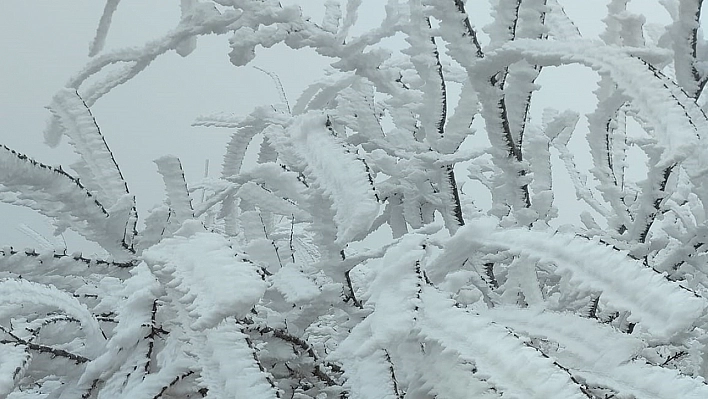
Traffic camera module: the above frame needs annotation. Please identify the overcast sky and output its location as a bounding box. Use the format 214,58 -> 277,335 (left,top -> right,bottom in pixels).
0,0 -> 673,254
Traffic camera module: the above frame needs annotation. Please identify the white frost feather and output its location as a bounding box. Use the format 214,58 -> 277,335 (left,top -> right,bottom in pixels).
46,88 -> 129,209
0,279 -> 104,357
154,155 -> 194,223
271,112 -> 380,244
196,321 -> 279,398
143,223 -> 267,330
419,288 -> 589,399
0,344 -> 28,396
444,221 -> 706,339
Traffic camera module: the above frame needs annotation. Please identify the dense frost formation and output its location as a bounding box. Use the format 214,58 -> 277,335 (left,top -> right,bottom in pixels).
4,0 -> 708,398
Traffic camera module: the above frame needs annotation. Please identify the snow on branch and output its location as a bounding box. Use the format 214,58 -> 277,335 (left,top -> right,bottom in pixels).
77,263 -> 167,397
68,3 -> 237,106
236,181 -> 311,221
89,0 -> 121,57
0,145 -> 134,260
155,155 -> 194,224
0,248 -> 133,298
419,288 -> 592,399
176,0 -> 199,57
267,112 -> 380,245
485,306 -> 645,371
474,39 -> 708,173
441,220 -> 706,339
426,0 -> 484,61
0,279 -> 105,358
46,89 -> 131,208
544,0 -> 581,39
10,1 -> 708,397
143,222 -> 267,329
0,328 -> 89,365
668,0 -> 706,98
196,321 -> 280,398
333,234 -> 428,396
220,107 -> 290,178
0,343 -> 29,396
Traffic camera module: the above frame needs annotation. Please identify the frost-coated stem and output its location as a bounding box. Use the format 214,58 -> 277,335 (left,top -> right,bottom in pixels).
452,0 -> 484,58
634,164 -> 675,244
428,21 -> 465,228
674,0 -> 706,98
89,0 -> 121,57
0,327 -> 90,364
587,75 -> 632,231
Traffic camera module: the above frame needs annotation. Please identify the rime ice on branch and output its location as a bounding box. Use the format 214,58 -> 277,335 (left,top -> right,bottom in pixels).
4,1 -> 708,398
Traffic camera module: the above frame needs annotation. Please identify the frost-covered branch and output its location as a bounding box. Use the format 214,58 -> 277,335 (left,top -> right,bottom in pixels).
0,325 -> 90,365
7,1 -> 708,397
0,145 -> 135,260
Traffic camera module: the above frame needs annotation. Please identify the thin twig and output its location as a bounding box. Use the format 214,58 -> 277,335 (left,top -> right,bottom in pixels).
344,269 -> 363,309
245,322 -> 342,387
0,326 -> 90,365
